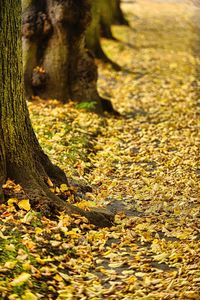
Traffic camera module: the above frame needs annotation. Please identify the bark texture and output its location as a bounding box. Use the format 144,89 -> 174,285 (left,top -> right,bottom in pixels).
0,0 -> 114,227
22,0 -> 114,113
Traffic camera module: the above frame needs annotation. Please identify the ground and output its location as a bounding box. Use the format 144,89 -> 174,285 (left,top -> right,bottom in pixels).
0,0 -> 200,299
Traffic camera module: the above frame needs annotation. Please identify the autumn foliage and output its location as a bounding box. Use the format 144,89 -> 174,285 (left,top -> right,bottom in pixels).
0,0 -> 199,299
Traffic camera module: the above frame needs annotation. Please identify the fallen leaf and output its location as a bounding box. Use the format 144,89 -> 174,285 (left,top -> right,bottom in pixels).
11,273 -> 31,286
18,200 -> 31,211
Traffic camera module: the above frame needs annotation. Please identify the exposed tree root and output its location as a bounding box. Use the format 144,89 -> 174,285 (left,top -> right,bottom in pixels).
5,164 -> 114,228
97,54 -> 122,72
105,59 -> 122,72
23,180 -> 115,228
38,150 -> 68,185
100,23 -> 117,41
101,98 -> 120,116
115,18 -> 129,26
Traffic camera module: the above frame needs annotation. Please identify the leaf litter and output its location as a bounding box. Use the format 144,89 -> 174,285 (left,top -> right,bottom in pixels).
0,0 -> 200,299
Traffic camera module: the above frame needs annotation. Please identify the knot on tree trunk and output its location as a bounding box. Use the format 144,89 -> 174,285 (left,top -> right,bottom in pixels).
22,8 -> 52,40
48,0 -> 92,34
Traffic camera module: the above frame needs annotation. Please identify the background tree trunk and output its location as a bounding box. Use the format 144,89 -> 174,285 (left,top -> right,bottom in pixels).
86,0 -> 123,71
22,0 -> 114,113
113,0 -> 129,26
97,0 -> 128,40
100,0 -> 116,40
86,0 -> 107,60
0,0 -> 113,227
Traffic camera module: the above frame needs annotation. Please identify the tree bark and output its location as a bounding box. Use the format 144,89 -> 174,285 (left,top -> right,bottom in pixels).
100,0 -> 129,38
86,0 -> 121,71
22,0 -> 115,113
0,0 -> 114,227
0,130 -> 6,203
86,0 -> 107,60
113,0 -> 129,26
100,0 -> 117,40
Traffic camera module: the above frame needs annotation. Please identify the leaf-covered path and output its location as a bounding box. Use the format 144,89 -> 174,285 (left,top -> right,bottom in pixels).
1,0 -> 199,299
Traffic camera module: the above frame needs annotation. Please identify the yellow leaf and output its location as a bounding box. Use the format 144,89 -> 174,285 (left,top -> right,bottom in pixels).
5,244 -> 15,251
135,223 -> 148,230
54,274 -> 63,282
22,291 -> 38,300
47,177 -> 54,187
11,272 -> 31,286
122,270 -> 134,275
153,252 -> 168,261
174,207 -> 181,215
23,211 -> 35,223
0,232 -> 10,239
8,294 -> 20,300
4,261 -> 17,269
35,257 -> 46,265
35,227 -> 43,235
22,262 -> 32,271
77,200 -> 95,209
18,200 -> 31,211
64,230 -> 80,238
57,289 -> 74,299
23,240 -> 35,250
58,272 -> 70,282
125,275 -> 137,284
35,257 -> 53,265
7,198 -> 18,206
50,241 -> 61,247
108,262 -> 124,268
135,272 -> 147,277
55,187 -> 60,193
60,184 -> 69,192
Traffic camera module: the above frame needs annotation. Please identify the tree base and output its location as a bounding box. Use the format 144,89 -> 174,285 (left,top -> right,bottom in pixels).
101,98 -> 120,116
3,162 -> 115,228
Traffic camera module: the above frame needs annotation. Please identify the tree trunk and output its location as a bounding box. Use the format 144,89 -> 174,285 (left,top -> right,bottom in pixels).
86,0 -> 121,71
95,0 -> 129,39
100,0 -> 129,38
113,0 -> 129,26
0,0 -> 114,227
22,0 -> 115,113
100,0 -> 117,40
86,0 -> 105,60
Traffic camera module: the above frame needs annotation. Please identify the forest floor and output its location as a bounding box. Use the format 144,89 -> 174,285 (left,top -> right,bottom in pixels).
0,0 -> 200,299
